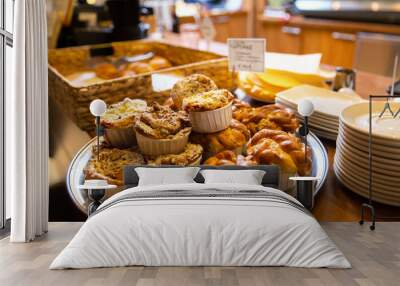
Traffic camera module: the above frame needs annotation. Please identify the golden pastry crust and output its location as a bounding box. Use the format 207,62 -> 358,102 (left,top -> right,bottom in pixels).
93,56 -> 172,80
146,143 -> 203,166
246,129 -> 312,175
233,100 -> 299,135
95,63 -> 122,80
101,98 -> 147,129
125,62 -> 154,74
135,103 -> 191,140
183,89 -> 234,112
171,74 -> 218,109
149,56 -> 172,70
204,150 -> 237,166
238,72 -> 280,102
190,119 -> 250,155
84,146 -> 145,186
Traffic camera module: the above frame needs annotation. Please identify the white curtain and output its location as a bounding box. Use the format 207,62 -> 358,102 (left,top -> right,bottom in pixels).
8,0 -> 49,242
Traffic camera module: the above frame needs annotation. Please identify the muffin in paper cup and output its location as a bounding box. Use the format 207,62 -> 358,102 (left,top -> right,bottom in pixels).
188,101 -> 233,133
182,89 -> 234,133
100,98 -> 147,148
171,74 -> 218,109
135,128 -> 191,156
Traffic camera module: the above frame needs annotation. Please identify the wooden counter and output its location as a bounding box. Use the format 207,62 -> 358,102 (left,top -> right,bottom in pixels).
257,14 -> 400,69
259,15 -> 400,35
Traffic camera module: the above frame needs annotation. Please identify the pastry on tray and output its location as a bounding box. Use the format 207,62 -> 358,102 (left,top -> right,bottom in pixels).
171,74 -> 218,109
125,62 -> 154,74
204,150 -> 237,166
94,63 -> 123,80
182,89 -> 234,112
190,119 -> 250,157
233,100 -> 299,135
94,56 -> 172,80
146,143 -> 203,166
84,146 -> 145,186
135,103 -> 192,156
149,56 -> 172,70
246,129 -> 312,176
100,98 -> 147,148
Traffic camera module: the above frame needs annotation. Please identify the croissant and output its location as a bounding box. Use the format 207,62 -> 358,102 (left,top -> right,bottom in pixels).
246,138 -> 298,173
190,119 -> 250,156
94,63 -> 123,80
204,150 -> 237,166
247,129 -> 312,176
233,100 -> 299,135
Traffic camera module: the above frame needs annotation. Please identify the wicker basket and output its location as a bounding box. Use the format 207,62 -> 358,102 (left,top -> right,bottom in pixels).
48,40 -> 235,133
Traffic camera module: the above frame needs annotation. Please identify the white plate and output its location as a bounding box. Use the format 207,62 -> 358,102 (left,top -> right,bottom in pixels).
340,124 -> 400,151
276,85 -> 364,117
336,135 -> 400,167
334,157 -> 400,197
341,101 -> 400,141
340,121 -> 400,148
335,150 -> 400,185
276,98 -> 340,127
334,164 -> 400,206
336,138 -> 400,172
334,156 -> 400,195
296,115 -> 339,130
276,97 -> 339,121
311,129 -> 337,139
338,126 -> 400,158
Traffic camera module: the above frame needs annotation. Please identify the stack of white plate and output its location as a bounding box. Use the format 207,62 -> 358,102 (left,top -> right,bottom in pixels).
276,85 -> 363,140
334,101 -> 400,206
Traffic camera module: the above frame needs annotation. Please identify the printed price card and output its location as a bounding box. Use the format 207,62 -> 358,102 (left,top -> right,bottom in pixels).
228,38 -> 266,72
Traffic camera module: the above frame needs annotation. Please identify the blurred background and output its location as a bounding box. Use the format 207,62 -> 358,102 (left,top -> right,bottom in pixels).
47,0 -> 400,71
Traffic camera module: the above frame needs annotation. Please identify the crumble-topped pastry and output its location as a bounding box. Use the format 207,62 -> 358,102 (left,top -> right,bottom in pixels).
84,146 -> 145,186
100,98 -> 147,129
171,74 -> 218,109
182,89 -> 234,112
135,103 -> 191,140
146,143 -> 203,166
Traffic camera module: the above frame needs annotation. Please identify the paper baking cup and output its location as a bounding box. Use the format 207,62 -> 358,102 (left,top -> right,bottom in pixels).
104,126 -> 136,148
189,102 -> 233,133
135,130 -> 190,156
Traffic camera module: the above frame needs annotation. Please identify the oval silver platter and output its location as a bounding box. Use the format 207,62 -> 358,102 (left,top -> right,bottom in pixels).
67,133 -> 329,214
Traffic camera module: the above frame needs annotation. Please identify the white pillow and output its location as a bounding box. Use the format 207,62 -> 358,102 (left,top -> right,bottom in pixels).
136,167 -> 200,186
200,169 -> 266,185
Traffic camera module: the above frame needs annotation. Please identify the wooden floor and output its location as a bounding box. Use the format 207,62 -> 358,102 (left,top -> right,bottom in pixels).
1,222 -> 399,286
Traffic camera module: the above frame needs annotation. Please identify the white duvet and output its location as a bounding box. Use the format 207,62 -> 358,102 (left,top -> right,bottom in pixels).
50,183 -> 350,269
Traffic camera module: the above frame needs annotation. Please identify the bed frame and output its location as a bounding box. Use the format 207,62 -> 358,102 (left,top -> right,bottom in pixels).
123,165 -> 281,189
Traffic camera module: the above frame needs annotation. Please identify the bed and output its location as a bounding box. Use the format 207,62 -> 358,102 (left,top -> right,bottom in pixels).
50,165 -> 350,269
